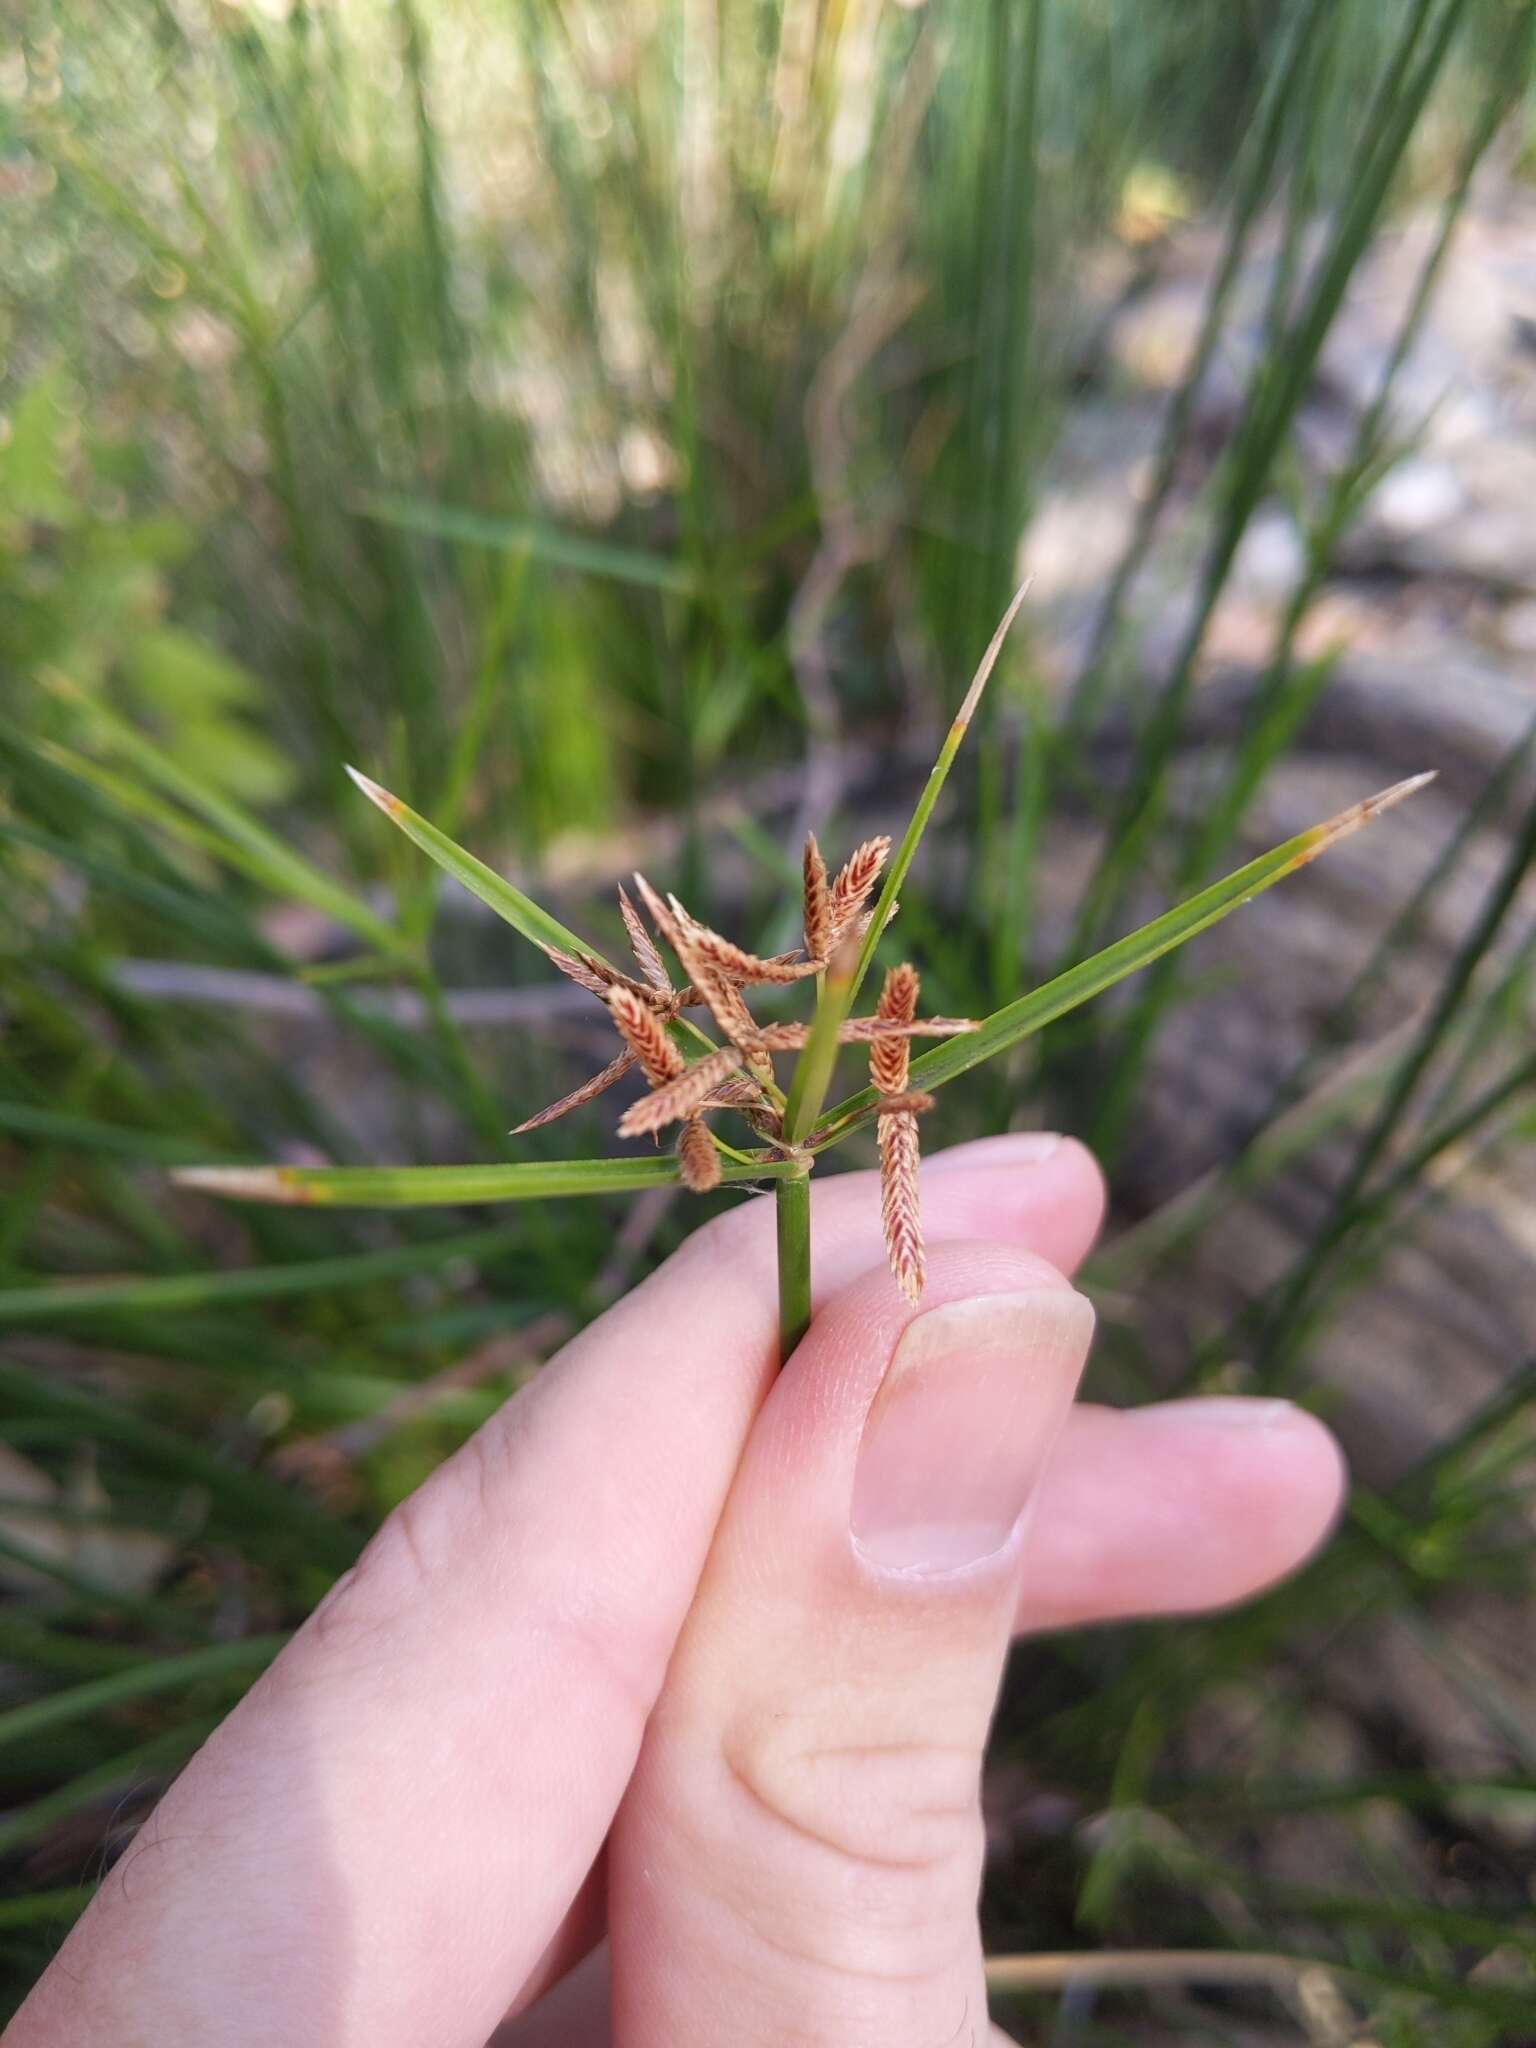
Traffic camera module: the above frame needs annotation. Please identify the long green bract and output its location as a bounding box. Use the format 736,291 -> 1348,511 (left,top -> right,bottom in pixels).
811,811 -> 1348,1142
171,1154 -> 800,1212
347,772 -> 609,964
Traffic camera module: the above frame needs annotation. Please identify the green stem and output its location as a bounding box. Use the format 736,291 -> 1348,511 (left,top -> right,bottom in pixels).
780,583 -> 1029,1147
775,1169 -> 812,1366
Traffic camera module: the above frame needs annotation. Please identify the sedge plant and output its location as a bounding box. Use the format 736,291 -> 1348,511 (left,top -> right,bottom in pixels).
177,585 -> 1434,1365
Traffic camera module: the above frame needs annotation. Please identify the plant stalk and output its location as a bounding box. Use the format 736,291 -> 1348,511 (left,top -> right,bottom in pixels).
775,1168 -> 813,1365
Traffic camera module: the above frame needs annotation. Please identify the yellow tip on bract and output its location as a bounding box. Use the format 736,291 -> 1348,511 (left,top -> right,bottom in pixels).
172,1165 -> 317,1204
343,763 -> 400,816
1297,768 -> 1438,867
1371,768 -> 1438,810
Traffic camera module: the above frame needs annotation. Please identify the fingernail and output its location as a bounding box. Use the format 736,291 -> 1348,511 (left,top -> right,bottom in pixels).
1130,1397 -> 1298,1431
851,1288 -> 1094,1575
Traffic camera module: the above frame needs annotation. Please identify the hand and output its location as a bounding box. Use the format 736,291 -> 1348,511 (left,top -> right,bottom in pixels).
8,1134 -> 1343,2048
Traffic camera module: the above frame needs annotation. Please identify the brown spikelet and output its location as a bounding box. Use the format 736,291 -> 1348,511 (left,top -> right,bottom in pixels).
878,1110 -> 924,1304
618,1046 -> 744,1137
749,1022 -> 812,1052
870,964 -> 925,1301
746,1017 -> 976,1054
874,1090 -> 936,1118
511,1048 -> 638,1134
676,923 -> 820,987
838,1015 -> 978,1043
699,959 -> 763,1048
618,884 -> 672,993
671,933 -> 767,1050
633,876 -> 761,1047
700,1074 -> 766,1110
539,944 -> 615,999
677,1116 -> 722,1193
631,871 -> 681,941
871,963 -> 919,1094
607,985 -> 685,1086
828,835 -> 891,944
803,833 -> 831,962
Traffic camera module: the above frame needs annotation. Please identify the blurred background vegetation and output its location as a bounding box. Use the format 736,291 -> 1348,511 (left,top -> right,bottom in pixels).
4,0 -> 1536,2037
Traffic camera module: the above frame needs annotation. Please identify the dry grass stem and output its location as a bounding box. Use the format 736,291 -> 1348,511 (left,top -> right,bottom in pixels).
803,832 -> 831,961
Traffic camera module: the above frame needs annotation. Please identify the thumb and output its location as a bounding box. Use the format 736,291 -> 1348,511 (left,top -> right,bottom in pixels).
609,1240 -> 1094,2048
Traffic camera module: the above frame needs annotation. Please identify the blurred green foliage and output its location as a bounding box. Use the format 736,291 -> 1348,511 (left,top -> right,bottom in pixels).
2,0 -> 1535,2035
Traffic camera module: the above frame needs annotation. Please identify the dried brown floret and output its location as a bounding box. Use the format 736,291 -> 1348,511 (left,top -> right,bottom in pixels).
607,984 -> 685,1087
747,1016 -> 974,1053
671,922 -> 819,987
677,1115 -> 722,1193
521,849 -> 974,1299
617,1045 -> 745,1137
537,943 -> 616,999
828,835 -> 891,946
618,883 -> 672,994
803,832 -> 831,963
511,1047 -> 639,1134
878,1109 -> 924,1304
873,1090 -> 936,1118
872,963 -> 924,1299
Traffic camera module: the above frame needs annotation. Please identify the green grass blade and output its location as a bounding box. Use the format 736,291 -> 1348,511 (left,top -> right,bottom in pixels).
1089,1019 -> 1414,1284
0,1636 -> 285,1749
1249,782 -> 1536,1368
1066,0 -> 1472,959
780,941 -> 857,1151
0,818 -> 282,964
0,1888 -> 96,1930
0,1106 -> 210,1164
0,1723 -> 212,1859
1064,0 -> 1335,735
812,774 -> 1434,1142
0,1220 -> 529,1324
344,768 -> 611,965
356,493 -> 697,592
48,698 -> 398,954
172,1154 -> 800,1209
0,1358 -> 357,1567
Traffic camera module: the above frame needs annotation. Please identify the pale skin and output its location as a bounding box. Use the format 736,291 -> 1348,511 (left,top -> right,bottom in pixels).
7,1133 -> 1345,2048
